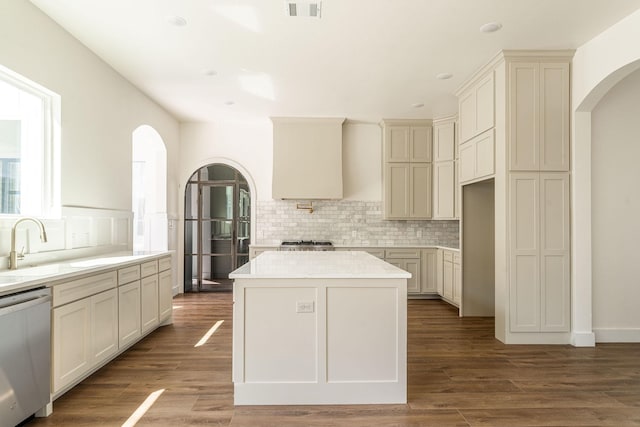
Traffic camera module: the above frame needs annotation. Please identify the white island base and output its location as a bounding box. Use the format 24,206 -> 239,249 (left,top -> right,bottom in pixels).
230,251 -> 409,405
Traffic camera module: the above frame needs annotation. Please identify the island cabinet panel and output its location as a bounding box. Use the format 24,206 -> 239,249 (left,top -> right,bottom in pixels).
243,287 -> 317,383
327,287 -> 398,382
231,252 -> 408,405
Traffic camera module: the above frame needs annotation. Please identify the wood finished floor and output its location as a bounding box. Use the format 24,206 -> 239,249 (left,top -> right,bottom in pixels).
28,293 -> 640,427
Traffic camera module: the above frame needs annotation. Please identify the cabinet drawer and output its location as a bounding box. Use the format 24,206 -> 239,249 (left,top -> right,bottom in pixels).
443,251 -> 454,262
118,265 -> 140,285
158,256 -> 171,272
385,249 -> 421,259
141,260 -> 158,278
53,271 -> 117,307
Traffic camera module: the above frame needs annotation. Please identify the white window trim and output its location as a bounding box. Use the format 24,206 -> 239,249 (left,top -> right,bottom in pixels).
0,64 -> 61,218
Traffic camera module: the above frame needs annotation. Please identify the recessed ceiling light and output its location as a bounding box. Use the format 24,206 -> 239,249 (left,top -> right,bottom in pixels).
436,73 -> 453,80
225,101 -> 235,106
166,15 -> 187,26
202,69 -> 217,77
412,103 -> 424,109
480,22 -> 502,33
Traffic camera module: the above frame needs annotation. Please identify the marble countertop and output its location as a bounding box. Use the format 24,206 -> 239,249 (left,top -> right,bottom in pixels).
230,250 -> 412,279
249,243 -> 461,251
0,251 -> 172,297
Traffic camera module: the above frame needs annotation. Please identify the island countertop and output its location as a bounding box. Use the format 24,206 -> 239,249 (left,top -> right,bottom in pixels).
229,250 -> 411,279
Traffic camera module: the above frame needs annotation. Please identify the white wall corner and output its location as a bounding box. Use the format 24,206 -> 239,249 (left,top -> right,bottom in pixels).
570,331 -> 596,347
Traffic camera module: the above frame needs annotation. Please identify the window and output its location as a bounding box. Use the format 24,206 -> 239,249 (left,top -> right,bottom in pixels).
0,64 -> 60,217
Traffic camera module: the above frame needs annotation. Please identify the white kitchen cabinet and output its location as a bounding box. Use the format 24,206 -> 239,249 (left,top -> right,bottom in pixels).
158,269 -> 173,322
141,274 -> 159,334
438,249 -> 461,308
433,117 -> 458,220
383,123 -> 432,163
385,249 -> 422,294
382,120 -> 433,220
458,73 -> 494,144
52,298 -> 90,393
453,253 -> 462,306
509,62 -> 570,171
89,288 -> 118,366
459,130 -> 495,184
118,280 -> 141,348
509,172 -> 570,332
53,287 -> 118,394
421,249 -> 438,293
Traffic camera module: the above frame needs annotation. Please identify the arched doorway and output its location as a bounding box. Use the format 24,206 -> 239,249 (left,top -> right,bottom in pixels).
184,163 -> 251,292
132,125 -> 167,252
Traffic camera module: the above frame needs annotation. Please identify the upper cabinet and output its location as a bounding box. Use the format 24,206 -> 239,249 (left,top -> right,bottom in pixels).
458,73 -> 494,144
509,62 -> 570,171
432,116 -> 458,219
384,123 -> 432,163
271,117 -> 345,200
381,119 -> 432,220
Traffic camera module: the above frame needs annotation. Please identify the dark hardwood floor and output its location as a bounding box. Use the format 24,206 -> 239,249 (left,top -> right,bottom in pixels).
28,293 -> 640,426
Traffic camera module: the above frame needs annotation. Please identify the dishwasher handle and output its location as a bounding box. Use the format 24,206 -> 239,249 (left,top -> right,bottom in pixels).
0,287 -> 51,316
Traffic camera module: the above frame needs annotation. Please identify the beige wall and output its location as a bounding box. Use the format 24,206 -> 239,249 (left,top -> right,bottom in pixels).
591,68 -> 640,341
179,121 -> 383,202
0,1 -> 180,212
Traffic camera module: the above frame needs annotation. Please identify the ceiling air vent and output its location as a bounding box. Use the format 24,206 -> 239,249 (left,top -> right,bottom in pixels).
285,1 -> 322,18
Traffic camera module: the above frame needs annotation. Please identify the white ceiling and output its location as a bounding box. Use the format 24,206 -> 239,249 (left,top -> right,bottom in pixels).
29,0 -> 640,123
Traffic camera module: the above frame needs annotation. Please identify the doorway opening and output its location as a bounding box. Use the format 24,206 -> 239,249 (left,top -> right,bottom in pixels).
132,125 -> 167,252
184,163 -> 251,292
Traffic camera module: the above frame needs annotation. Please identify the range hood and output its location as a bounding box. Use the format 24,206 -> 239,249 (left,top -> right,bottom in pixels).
271,117 -> 345,200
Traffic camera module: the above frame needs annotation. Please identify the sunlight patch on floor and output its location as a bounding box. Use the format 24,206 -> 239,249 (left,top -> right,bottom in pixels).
121,389 -> 165,427
195,320 -> 224,347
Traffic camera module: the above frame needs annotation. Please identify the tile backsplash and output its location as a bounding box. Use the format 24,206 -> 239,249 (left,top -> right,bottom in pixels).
256,200 -> 459,248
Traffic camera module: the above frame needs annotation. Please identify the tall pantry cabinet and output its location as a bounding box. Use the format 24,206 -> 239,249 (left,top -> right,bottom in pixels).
456,50 -> 573,344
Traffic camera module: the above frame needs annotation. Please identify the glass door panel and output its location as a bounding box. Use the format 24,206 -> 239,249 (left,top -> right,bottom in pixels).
183,164 -> 251,292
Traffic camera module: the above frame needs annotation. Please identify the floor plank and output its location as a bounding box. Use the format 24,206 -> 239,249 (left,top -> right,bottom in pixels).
26,295 -> 640,427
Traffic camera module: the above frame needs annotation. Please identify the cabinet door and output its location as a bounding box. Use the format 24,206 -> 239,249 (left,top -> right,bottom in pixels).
433,121 -> 455,162
453,255 -> 462,306
159,269 -> 173,322
433,161 -> 455,219
443,258 -> 454,301
410,126 -> 432,162
436,250 -> 444,296
53,299 -> 91,393
385,126 -> 411,162
509,62 -> 539,171
421,249 -> 437,293
410,163 -> 432,219
90,289 -> 118,366
475,73 -> 495,136
384,163 -> 410,219
141,274 -> 159,334
509,173 -> 540,332
540,63 -> 570,171
475,130 -> 495,179
540,172 -> 570,332
387,259 -> 421,294
119,281 -> 141,348
459,91 -> 476,143
459,141 -> 476,183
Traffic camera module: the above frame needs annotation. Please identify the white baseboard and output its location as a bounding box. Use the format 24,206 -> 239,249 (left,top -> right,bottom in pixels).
594,328 -> 640,343
571,331 -> 596,347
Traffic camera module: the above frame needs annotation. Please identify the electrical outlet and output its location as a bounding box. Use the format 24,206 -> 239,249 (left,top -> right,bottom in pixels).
417,230 -> 422,238
296,301 -> 314,313
351,230 -> 357,238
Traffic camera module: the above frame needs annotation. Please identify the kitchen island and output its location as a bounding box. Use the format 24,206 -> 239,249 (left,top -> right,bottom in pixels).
229,250 -> 410,405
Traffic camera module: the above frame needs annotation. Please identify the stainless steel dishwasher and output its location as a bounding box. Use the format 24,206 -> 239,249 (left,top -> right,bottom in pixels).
0,287 -> 51,427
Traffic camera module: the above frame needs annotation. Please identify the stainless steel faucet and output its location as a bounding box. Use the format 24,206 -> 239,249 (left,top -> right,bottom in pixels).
9,217 -> 48,270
